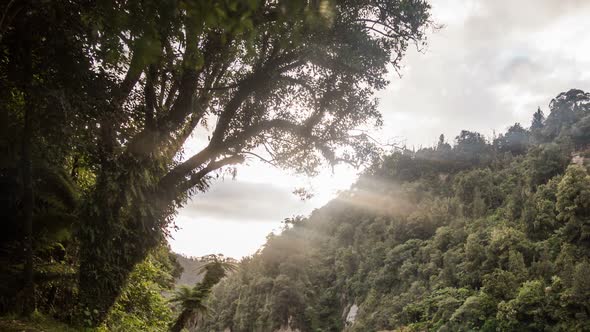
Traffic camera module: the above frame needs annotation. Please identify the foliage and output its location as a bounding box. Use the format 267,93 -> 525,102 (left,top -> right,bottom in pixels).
169,255 -> 236,332
201,89 -> 590,331
0,312 -> 87,332
0,0 -> 433,325
103,246 -> 181,332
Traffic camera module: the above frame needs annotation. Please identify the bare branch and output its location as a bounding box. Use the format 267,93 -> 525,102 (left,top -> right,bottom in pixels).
242,151 -> 278,167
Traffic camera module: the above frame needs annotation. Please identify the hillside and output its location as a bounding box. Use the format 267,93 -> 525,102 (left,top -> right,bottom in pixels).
174,254 -> 207,288
199,89 -> 590,332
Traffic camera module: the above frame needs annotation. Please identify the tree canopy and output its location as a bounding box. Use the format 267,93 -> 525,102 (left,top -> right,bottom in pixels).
0,0 -> 433,326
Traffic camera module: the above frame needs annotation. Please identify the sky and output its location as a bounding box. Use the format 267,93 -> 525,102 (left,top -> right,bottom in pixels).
168,0 -> 590,259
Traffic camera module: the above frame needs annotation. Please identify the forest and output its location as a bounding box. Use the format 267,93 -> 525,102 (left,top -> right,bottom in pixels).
0,0 -> 432,330
1,0 -> 590,331
200,89 -> 590,331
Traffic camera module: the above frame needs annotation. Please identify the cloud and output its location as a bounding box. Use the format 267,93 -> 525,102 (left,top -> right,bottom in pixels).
180,0 -> 590,224
172,0 -> 590,257
179,180 -> 311,223
376,0 -> 590,147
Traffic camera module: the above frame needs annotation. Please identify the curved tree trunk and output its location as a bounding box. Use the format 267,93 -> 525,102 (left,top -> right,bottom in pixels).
76,168 -> 164,326
20,12 -> 35,316
77,210 -> 160,326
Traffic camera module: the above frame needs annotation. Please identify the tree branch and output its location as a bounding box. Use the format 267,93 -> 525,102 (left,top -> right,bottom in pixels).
177,154 -> 245,194
159,145 -> 216,192
208,53 -> 301,148
157,52 -> 306,197
114,47 -> 144,108
242,151 -> 278,167
144,65 -> 157,129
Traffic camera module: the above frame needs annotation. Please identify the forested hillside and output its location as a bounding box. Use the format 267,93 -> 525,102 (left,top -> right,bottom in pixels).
3,1 -> 590,330
200,89 -> 590,332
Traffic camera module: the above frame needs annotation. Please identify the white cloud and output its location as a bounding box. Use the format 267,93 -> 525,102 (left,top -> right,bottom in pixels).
170,0 -> 590,258
377,0 -> 590,146
169,215 -> 280,259
180,180 -> 309,222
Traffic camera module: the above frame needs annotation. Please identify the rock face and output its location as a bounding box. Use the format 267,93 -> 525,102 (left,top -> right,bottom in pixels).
345,304 -> 359,325
173,254 -> 206,287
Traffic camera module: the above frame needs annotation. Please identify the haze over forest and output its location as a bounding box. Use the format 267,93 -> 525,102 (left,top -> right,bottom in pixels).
1,1 -> 590,332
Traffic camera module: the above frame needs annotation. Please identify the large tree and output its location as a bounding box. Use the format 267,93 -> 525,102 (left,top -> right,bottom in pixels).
1,0 -> 433,325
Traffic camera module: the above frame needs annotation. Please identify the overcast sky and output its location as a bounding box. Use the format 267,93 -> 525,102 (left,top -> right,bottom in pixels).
169,0 -> 590,259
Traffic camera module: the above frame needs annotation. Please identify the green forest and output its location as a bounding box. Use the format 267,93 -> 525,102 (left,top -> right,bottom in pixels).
2,0 -> 590,331
201,89 -> 590,331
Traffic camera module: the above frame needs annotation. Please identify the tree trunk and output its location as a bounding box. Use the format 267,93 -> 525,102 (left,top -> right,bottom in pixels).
20,94 -> 35,316
77,255 -> 131,325
75,131 -> 173,326
76,192 -> 162,326
77,235 -> 134,325
20,12 -> 35,315
77,224 -> 157,325
170,309 -> 193,332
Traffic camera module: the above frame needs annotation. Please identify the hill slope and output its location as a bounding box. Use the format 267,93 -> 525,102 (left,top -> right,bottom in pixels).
200,89 -> 590,332
174,254 -> 207,288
